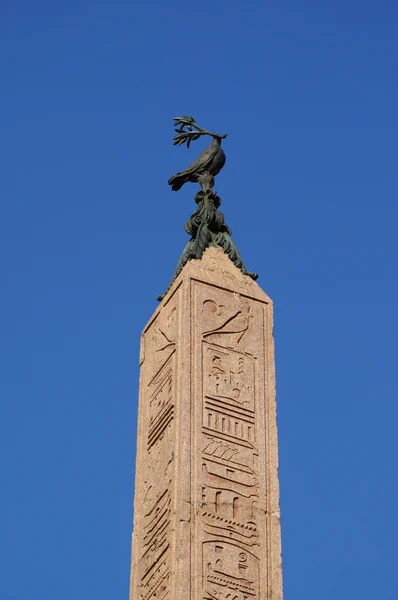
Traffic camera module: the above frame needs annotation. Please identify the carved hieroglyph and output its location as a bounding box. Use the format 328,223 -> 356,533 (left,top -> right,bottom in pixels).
130,247 -> 282,600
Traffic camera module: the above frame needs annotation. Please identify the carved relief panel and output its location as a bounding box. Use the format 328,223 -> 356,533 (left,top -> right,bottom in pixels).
193,282 -> 269,600
203,541 -> 259,600
133,290 -> 180,600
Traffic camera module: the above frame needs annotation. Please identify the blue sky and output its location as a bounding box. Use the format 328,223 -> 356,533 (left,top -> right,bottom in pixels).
1,1 -> 397,599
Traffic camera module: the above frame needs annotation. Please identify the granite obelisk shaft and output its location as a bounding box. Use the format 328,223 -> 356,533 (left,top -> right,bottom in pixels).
130,247 -> 283,600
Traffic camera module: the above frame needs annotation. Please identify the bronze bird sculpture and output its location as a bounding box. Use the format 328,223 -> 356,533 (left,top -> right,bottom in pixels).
157,116 -> 258,301
168,116 -> 227,191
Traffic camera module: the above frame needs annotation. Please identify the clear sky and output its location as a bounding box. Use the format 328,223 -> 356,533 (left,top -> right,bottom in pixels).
1,1 -> 397,599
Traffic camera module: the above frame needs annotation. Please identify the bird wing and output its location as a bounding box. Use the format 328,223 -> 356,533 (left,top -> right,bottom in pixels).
175,142 -> 218,177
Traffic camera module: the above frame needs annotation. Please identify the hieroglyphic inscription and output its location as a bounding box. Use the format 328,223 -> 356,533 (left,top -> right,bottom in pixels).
201,435 -> 260,548
148,353 -> 175,450
198,292 -> 264,600
203,345 -> 256,447
203,542 -> 259,600
141,489 -> 172,600
136,299 -> 179,600
149,305 -> 177,379
203,300 -> 253,349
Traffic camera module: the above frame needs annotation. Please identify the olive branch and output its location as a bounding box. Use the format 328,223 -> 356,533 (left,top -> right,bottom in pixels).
172,115 -> 225,148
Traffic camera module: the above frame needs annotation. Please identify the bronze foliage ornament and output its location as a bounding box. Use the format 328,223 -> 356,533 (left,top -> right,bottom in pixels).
158,117 -> 258,301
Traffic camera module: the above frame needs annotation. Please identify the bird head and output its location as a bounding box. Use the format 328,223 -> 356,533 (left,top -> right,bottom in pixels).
212,133 -> 227,144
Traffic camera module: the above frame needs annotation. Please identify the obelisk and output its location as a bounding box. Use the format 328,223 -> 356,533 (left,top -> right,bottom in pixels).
129,118 -> 283,600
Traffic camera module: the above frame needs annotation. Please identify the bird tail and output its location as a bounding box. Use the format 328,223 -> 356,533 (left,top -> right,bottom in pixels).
168,173 -> 188,191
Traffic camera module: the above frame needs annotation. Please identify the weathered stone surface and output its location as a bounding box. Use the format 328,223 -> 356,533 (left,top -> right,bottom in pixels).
130,247 -> 283,600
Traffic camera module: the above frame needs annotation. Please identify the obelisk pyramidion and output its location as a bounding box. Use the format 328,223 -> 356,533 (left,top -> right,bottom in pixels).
129,118 -> 283,600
